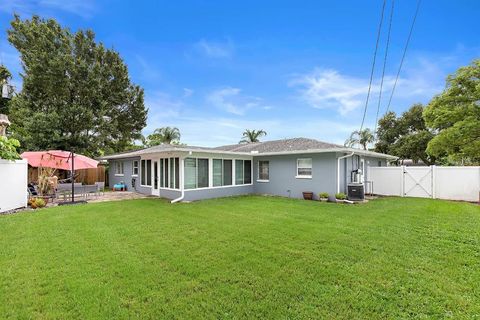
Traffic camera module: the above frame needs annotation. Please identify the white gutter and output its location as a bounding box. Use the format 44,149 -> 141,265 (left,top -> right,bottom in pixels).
337,151 -> 355,194
171,158 -> 185,203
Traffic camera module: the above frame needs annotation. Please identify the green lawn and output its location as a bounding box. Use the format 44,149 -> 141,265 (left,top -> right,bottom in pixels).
1,196 -> 479,319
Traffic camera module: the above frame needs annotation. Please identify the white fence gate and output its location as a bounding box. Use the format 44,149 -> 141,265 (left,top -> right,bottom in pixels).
0,159 -> 28,212
367,166 -> 480,202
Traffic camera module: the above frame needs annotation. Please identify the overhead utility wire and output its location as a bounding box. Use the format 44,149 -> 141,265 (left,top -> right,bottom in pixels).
374,0 -> 395,139
384,0 -> 422,114
359,0 -> 387,133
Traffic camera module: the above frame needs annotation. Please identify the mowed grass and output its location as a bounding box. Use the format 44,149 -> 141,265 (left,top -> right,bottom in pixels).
0,196 -> 479,319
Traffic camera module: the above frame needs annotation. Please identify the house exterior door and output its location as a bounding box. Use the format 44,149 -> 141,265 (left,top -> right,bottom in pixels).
152,160 -> 160,196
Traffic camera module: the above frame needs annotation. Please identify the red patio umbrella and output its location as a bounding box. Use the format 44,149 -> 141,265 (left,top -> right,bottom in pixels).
21,150 -> 98,204
21,150 -> 98,170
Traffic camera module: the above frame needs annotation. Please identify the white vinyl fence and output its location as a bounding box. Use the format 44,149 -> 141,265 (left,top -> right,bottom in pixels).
0,159 -> 28,212
367,166 -> 480,202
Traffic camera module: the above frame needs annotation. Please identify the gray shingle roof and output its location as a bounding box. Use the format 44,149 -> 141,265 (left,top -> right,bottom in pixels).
100,137 -> 396,160
215,137 -> 343,153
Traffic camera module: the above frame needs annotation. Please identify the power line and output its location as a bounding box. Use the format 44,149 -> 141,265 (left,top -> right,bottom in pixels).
384,0 -> 422,114
359,0 -> 387,133
374,0 -> 395,139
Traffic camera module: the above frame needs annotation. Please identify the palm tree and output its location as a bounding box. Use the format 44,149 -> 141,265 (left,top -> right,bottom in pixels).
344,128 -> 374,150
240,129 -> 267,143
145,127 -> 181,146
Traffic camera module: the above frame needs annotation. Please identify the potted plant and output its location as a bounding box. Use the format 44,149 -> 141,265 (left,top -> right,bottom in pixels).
302,191 -> 314,200
318,192 -> 329,202
335,192 -> 347,203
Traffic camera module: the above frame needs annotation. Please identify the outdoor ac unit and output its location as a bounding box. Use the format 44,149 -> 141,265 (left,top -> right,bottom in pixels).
347,183 -> 364,201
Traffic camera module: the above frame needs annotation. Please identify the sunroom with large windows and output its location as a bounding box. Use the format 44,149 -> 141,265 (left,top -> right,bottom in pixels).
182,157 -> 253,190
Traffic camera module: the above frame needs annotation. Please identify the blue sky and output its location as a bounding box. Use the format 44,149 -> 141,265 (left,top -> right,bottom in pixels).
0,0 -> 479,146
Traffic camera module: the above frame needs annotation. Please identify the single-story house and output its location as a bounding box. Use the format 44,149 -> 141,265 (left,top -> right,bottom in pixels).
101,138 -> 396,202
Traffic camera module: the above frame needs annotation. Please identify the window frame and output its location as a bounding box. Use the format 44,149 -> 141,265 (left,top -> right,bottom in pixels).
115,161 -> 124,176
140,159 -> 152,187
296,158 -> 312,179
235,159 -> 252,185
257,160 -> 270,182
132,160 -> 139,176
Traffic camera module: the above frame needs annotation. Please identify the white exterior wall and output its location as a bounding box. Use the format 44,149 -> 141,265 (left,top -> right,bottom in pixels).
0,159 -> 28,212
368,166 -> 480,202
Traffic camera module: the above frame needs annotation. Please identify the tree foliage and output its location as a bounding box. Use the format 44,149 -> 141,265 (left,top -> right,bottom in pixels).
423,59 -> 480,165
7,15 -> 147,157
240,129 -> 267,143
0,65 -> 12,114
375,104 -> 435,165
0,136 -> 21,160
344,128 -> 374,150
143,127 -> 181,146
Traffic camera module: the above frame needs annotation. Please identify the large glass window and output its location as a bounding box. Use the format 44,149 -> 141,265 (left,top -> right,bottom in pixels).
244,160 -> 252,184
169,158 -> 175,189
164,158 -> 169,187
197,159 -> 209,188
235,160 -> 243,185
160,159 -> 164,187
184,158 -> 197,190
235,160 -> 252,185
223,160 -> 232,186
146,160 -> 152,185
184,158 -> 209,189
175,158 -> 180,189
213,159 -> 223,187
258,161 -> 269,181
141,160 -> 146,185
297,158 -> 312,177
141,159 -> 152,186
153,161 -> 158,189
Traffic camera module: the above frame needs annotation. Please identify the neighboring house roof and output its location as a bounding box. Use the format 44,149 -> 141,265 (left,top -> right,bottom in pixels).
100,137 -> 397,160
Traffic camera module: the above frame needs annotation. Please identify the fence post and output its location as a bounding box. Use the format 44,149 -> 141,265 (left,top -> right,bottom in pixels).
401,165 -> 405,197
431,165 -> 436,199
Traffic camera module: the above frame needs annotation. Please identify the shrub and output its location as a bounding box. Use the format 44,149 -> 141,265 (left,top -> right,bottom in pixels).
335,192 -> 347,200
30,197 -> 46,209
319,192 -> 329,199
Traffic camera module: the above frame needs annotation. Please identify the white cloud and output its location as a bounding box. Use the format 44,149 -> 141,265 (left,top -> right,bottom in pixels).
290,57 -> 450,116
183,88 -> 194,98
290,69 -> 377,116
206,87 -> 265,116
194,39 -> 234,59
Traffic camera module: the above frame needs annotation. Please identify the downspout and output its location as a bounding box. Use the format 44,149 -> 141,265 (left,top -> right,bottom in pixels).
171,157 -> 185,203
337,152 -> 355,194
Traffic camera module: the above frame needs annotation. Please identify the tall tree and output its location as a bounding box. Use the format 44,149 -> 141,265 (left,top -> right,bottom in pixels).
344,128 -> 374,150
375,104 -> 436,165
144,127 -> 181,146
423,59 -> 480,165
7,15 -> 147,157
240,129 -> 267,143
374,111 -> 399,154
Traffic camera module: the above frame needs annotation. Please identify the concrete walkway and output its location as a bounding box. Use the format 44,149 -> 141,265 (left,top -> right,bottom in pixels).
86,191 -> 149,203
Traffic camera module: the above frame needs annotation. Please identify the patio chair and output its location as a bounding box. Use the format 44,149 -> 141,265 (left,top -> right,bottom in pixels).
95,182 -> 105,196
83,185 -> 98,199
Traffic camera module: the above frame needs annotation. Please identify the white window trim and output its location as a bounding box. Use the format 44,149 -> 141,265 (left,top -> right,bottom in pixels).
182,157 -> 253,190
296,158 -> 312,179
140,159 -> 152,187
132,160 -> 139,177
114,161 -> 124,176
